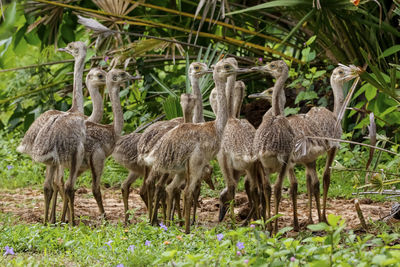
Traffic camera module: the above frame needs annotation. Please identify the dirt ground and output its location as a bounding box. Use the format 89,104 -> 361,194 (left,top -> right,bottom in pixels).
0,187 -> 394,230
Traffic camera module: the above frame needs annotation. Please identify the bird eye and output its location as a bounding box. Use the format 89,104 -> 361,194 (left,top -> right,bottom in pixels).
338,70 -> 344,75
112,75 -> 118,81
224,65 -> 230,69
98,74 -> 103,79
270,64 -> 276,68
194,66 -> 199,70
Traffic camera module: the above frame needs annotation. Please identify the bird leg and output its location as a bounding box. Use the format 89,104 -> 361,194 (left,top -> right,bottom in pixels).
288,168 -> 299,231
217,152 -> 237,222
121,171 -> 139,224
305,165 -> 314,225
43,165 -> 56,225
273,155 -> 290,234
260,166 -> 272,231
165,173 -> 185,226
50,165 -> 65,224
89,152 -> 106,220
307,161 -> 322,223
184,158 -> 205,234
62,148 -> 84,226
150,173 -> 169,225
139,166 -> 150,208
322,148 -> 337,222
145,169 -> 158,221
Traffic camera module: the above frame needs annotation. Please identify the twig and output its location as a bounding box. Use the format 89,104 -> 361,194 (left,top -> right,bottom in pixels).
352,189 -> 400,195
133,114 -> 165,133
332,168 -> 400,178
304,136 -> 398,156
354,199 -> 368,230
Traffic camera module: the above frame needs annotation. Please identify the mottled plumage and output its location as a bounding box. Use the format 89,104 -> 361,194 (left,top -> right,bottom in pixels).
31,113 -> 86,165
17,110 -> 64,155
113,132 -> 141,169
150,122 -> 219,172
254,115 -> 295,157
137,118 -> 183,162
221,118 -> 255,164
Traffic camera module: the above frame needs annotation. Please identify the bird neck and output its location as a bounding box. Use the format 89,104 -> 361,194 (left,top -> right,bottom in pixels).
190,75 -> 204,123
107,82 -> 124,136
86,84 -> 104,123
225,75 -> 236,118
183,107 -> 194,123
271,72 -> 288,116
331,79 -> 345,117
232,82 -> 244,118
214,75 -> 228,137
70,53 -> 86,114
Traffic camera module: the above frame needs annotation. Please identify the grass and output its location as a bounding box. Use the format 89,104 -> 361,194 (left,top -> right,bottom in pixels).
1,213 -> 400,266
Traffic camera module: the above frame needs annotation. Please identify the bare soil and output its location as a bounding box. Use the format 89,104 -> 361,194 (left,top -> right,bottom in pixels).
0,187 -> 394,230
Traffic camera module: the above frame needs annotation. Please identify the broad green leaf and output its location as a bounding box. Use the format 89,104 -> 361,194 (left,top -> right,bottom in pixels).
378,45 -> 400,59
327,214 -> 342,227
307,223 -> 328,232
365,86 -> 377,101
305,35 -> 317,46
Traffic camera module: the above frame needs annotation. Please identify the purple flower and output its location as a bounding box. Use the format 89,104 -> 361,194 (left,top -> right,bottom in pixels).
3,246 -> 15,256
236,251 -> 242,256
250,224 -> 255,229
236,241 -> 244,250
258,57 -> 263,63
105,240 -> 113,249
104,56 -> 109,63
7,165 -> 13,170
159,222 -> 168,231
244,259 -> 249,264
216,233 -> 224,241
290,256 -> 296,262
116,264 -> 124,267
145,240 -> 151,246
128,245 -> 135,252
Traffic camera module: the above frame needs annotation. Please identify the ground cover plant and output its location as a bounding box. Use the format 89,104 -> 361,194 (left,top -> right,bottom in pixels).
1,0 -> 400,266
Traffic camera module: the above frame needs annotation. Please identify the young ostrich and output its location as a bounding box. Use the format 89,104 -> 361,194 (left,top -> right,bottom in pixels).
217,78 -> 263,224
136,62 -> 211,223
145,58 -> 247,233
252,60 -> 296,233
17,41 -> 87,224
48,68 -> 108,223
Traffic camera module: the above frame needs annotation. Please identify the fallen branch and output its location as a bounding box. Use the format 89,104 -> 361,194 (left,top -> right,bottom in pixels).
352,189 -> 400,195
354,199 -> 368,230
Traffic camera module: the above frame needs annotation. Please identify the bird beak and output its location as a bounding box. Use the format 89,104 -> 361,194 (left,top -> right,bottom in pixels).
199,69 -> 213,75
57,47 -> 68,52
235,68 -> 253,73
250,66 -> 263,71
128,74 -> 142,80
248,91 -> 271,99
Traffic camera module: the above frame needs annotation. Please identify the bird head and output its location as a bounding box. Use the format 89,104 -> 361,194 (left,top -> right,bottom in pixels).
251,60 -> 288,79
58,41 -> 87,58
107,69 -> 140,86
86,68 -> 107,87
331,64 -> 361,84
189,62 -> 210,78
248,87 -> 273,102
213,58 -> 249,80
